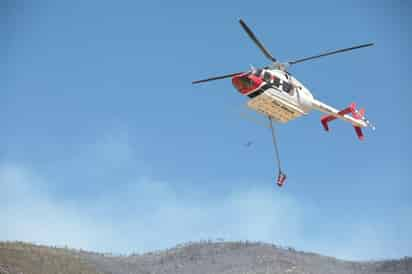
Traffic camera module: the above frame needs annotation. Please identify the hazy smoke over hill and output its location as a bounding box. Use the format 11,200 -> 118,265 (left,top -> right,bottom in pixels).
1,152 -> 411,261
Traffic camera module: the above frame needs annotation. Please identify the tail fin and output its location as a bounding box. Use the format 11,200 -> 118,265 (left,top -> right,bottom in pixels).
353,108 -> 365,140
353,126 -> 364,140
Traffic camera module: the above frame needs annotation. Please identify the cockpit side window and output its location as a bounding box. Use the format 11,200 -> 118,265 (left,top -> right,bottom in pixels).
272,76 -> 280,88
263,72 -> 271,82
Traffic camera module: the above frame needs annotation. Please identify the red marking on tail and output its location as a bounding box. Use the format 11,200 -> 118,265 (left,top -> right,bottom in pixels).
354,126 -> 364,140
320,103 -> 365,141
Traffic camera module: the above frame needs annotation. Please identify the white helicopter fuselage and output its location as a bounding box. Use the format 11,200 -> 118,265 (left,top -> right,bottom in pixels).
193,19 -> 374,181
245,69 -> 312,123
235,68 -> 367,128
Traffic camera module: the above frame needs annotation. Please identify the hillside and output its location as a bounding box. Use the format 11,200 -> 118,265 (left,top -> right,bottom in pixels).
0,241 -> 411,274
0,242 -> 101,274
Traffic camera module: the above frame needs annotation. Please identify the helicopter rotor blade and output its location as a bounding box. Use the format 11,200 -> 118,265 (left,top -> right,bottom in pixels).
287,43 -> 374,65
192,72 -> 245,84
239,19 -> 277,63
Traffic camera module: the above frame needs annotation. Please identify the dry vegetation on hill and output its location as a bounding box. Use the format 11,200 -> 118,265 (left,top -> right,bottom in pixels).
0,242 -> 102,274
0,241 -> 411,274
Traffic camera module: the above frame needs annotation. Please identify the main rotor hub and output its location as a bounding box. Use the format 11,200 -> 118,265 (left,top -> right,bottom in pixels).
270,62 -> 289,72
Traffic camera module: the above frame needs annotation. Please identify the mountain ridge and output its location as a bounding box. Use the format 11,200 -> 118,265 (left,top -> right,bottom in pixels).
1,241 -> 411,274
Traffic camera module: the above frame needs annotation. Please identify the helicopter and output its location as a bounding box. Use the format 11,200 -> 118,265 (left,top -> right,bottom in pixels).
192,19 -> 375,187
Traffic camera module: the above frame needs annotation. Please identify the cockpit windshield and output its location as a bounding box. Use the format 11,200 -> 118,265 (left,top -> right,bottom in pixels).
238,76 -> 253,89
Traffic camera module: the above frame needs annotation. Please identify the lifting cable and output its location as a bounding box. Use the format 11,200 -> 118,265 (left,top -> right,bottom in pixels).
268,116 -> 287,187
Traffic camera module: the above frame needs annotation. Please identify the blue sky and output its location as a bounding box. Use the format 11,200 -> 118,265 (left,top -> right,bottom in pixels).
1,0 -> 411,260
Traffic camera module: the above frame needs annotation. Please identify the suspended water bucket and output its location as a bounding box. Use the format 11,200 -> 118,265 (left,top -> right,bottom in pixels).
277,171 -> 287,187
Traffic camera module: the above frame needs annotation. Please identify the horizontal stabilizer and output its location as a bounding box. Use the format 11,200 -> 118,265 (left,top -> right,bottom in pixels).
320,103 -> 366,141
